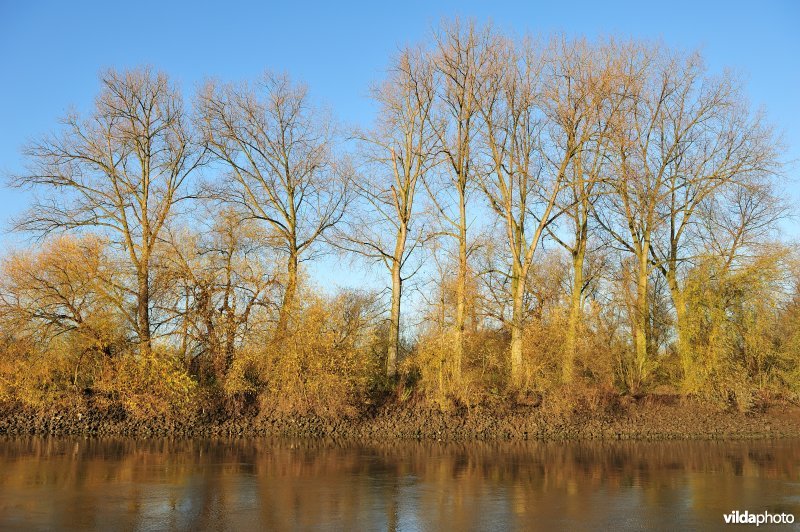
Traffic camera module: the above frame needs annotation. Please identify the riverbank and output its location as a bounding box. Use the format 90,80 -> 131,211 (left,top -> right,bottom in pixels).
1,396 -> 799,440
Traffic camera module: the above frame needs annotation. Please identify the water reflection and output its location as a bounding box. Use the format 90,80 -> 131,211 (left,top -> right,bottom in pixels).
0,437 -> 798,530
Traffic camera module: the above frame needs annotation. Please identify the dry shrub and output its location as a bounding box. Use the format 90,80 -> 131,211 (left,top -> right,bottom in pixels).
226,291 -> 381,417
0,235 -> 128,411
464,330 -> 509,395
522,306 -> 622,391
0,334 -> 107,412
680,253 -> 796,410
96,350 -> 197,419
223,342 -> 267,401
578,303 -> 626,390
0,339 -> 56,409
401,328 -> 512,410
399,331 -> 451,408
405,302 -> 628,409
519,307 -> 626,413
541,379 -> 621,417
521,313 -> 568,393
704,365 -> 757,413
403,330 -> 473,409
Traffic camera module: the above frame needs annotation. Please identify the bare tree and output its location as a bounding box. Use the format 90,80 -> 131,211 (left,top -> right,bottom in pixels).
596,46 -> 783,392
11,68 -> 203,356
673,175 -> 789,391
649,76 -> 782,389
197,73 -> 347,333
344,48 -> 438,378
539,38 -> 622,384
421,19 -> 498,384
164,209 -> 277,380
478,38 -> 576,387
594,45 -> 680,392
697,178 -> 787,273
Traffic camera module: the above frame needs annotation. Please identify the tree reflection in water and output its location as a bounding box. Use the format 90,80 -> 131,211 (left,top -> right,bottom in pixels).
0,438 -> 798,530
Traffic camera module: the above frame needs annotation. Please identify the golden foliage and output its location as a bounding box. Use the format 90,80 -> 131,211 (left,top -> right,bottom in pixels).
679,251 -> 797,409
225,290 -> 381,417
98,351 -> 197,420
1,33 -> 797,420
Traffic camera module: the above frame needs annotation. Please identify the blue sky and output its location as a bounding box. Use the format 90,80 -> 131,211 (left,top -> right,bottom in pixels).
1,0 -> 798,290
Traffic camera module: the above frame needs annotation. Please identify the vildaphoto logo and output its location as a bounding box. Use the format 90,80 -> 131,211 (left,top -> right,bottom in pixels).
723,510 -> 795,526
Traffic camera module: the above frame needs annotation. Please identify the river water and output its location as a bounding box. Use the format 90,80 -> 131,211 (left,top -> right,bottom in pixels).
0,437 -> 798,530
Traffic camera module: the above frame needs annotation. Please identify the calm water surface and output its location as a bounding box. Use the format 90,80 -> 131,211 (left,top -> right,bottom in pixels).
0,437 -> 798,530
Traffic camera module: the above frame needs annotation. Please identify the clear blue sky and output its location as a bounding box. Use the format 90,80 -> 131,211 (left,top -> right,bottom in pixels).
1,0 -> 798,262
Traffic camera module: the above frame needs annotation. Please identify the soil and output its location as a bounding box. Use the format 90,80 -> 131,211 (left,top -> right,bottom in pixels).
1,397 -> 799,441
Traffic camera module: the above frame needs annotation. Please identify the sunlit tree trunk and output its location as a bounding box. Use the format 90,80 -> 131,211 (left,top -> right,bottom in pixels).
563,233 -> 587,384
634,242 -> 651,390
664,265 -> 691,390
278,247 -> 299,334
509,262 -> 526,386
427,20 -> 497,386
136,264 -> 152,356
388,253 -> 403,378
342,49 -> 437,380
454,205 -> 467,381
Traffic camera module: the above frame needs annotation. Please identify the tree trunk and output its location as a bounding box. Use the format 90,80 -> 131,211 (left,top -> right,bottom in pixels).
277,250 -> 298,334
563,240 -> 586,384
387,259 -> 402,378
633,248 -> 650,392
223,331 -> 236,379
509,265 -> 525,387
136,266 -> 151,357
666,273 -> 692,392
453,199 -> 467,384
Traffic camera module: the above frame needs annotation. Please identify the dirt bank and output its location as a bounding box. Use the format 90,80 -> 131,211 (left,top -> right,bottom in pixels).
1,397 -> 799,440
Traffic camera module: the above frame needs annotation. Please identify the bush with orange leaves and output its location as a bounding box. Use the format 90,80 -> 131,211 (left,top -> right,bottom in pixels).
0,235 -> 197,419
0,236 -> 121,409
225,288 -> 383,417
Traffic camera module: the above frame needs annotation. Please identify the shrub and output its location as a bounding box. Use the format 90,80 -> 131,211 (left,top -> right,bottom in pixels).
97,350 -> 197,419
225,291 -> 382,417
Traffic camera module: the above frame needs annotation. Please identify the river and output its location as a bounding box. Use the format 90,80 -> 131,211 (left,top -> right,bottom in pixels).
0,437 -> 798,530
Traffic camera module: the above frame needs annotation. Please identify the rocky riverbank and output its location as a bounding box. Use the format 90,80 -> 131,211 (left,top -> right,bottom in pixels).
2,397 -> 799,441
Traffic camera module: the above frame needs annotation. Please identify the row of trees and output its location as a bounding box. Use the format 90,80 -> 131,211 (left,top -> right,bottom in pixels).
1,21 -> 797,416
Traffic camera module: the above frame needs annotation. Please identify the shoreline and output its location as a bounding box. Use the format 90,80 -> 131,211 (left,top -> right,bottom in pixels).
1,399 -> 799,441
